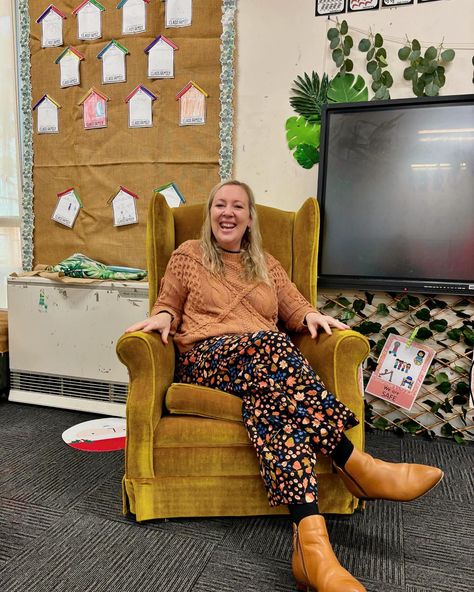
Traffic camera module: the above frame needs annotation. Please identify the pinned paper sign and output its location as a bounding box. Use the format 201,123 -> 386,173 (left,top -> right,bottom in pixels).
52,188 -> 82,228
97,40 -> 129,84
33,95 -> 61,134
154,182 -> 185,208
62,417 -> 126,452
144,35 -> 178,79
176,81 -> 208,126
73,0 -> 105,41
78,87 -> 109,129
36,4 -> 66,48
55,46 -> 85,88
108,186 -> 139,226
165,0 -> 192,28
117,0 -> 150,35
125,84 -> 157,127
366,334 -> 436,411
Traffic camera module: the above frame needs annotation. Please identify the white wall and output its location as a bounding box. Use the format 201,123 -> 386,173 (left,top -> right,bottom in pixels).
234,0 -> 474,209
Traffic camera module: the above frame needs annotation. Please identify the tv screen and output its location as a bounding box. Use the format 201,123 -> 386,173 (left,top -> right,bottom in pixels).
317,94 -> 474,295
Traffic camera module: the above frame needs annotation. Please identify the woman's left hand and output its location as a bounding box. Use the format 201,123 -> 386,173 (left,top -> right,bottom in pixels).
305,311 -> 350,338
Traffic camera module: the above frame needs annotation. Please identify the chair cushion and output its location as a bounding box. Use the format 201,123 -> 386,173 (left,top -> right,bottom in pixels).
166,382 -> 243,422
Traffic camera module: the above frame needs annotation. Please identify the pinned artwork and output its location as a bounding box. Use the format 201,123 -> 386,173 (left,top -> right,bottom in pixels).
33,95 -> 61,134
109,186 -> 139,226
73,0 -> 105,41
165,0 -> 192,28
366,334 -> 436,411
154,182 -> 186,208
52,188 -> 82,228
349,0 -> 379,11
36,4 -> 67,47
144,35 -> 178,79
55,46 -> 84,88
97,40 -> 129,84
78,88 -> 109,129
315,0 -> 346,16
382,0 -> 413,5
125,84 -> 157,127
176,81 -> 208,126
117,0 -> 150,35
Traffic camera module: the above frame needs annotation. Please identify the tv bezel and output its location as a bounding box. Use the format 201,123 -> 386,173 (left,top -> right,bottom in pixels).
316,93 -> 474,296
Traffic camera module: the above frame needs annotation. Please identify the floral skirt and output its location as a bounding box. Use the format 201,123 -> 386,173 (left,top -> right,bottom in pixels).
175,330 -> 358,507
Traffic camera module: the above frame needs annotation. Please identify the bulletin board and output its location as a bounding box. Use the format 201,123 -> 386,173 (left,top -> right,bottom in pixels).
28,0 -> 227,269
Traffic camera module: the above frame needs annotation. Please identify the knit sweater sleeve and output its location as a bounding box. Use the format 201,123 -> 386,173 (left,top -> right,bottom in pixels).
268,256 -> 317,332
150,243 -> 191,332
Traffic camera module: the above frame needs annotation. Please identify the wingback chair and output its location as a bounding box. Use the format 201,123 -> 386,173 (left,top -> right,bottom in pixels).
116,194 -> 370,522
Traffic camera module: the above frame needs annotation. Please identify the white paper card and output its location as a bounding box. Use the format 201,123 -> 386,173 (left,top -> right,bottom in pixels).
41,12 -> 63,47
102,46 -> 126,84
37,99 -> 59,134
78,4 -> 102,40
148,40 -> 174,78
122,0 -> 146,34
113,190 -> 138,226
129,90 -> 153,127
160,186 -> 183,208
60,53 -> 81,87
52,191 -> 81,228
166,0 -> 192,28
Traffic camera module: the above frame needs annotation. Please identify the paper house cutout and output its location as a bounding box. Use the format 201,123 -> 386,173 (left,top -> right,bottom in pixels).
97,40 -> 129,84
52,188 -> 82,228
78,88 -> 110,129
117,0 -> 150,35
55,46 -> 85,87
125,84 -> 157,128
165,0 -> 192,28
33,95 -> 61,134
176,81 -> 208,126
36,5 -> 66,47
108,186 -> 139,226
73,0 -> 105,41
144,35 -> 178,79
154,182 -> 186,208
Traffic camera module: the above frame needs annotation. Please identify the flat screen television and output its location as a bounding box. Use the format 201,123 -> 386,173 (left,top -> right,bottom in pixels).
316,93 -> 474,295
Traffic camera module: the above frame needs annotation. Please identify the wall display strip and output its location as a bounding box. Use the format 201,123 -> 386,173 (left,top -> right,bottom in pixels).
18,0 -> 34,271
219,0 -> 236,181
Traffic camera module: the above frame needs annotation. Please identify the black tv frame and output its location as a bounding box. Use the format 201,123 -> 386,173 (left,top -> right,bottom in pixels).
316,93 -> 474,296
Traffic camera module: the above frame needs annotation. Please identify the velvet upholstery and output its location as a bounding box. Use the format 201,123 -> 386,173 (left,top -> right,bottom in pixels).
117,194 -> 370,521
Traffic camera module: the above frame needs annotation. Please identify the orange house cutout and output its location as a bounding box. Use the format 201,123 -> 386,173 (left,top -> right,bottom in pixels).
176,81 -> 208,126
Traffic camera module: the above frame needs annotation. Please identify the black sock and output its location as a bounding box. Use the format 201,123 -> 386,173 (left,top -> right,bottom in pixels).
288,501 -> 320,525
331,433 -> 354,469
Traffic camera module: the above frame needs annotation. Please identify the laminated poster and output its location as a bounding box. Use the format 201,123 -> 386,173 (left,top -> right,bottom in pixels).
382,0 -> 414,6
366,334 -> 435,411
52,188 -> 82,228
166,0 -> 192,28
315,1 -> 346,16
349,0 -> 379,11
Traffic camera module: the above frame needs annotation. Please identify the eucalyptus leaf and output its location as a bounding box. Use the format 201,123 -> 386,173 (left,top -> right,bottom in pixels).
340,20 -> 348,35
293,143 -> 320,169
327,74 -> 369,103
327,28 -> 339,40
358,38 -> 371,52
344,36 -> 354,49
404,66 -> 416,81
373,67 -> 382,82
367,47 -> 375,61
411,39 -> 421,51
398,46 -> 411,61
375,47 -> 387,60
409,50 -> 421,62
367,60 -> 378,75
424,46 -> 438,60
413,78 -> 425,97
374,33 -> 383,48
373,86 -> 387,100
425,82 -> 440,96
285,116 -> 320,150
345,59 -> 354,72
343,45 -> 350,57
441,48 -> 455,62
330,37 -> 340,50
378,55 -> 388,67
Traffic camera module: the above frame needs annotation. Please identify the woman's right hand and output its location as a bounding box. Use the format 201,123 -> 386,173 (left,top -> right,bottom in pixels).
125,312 -> 172,345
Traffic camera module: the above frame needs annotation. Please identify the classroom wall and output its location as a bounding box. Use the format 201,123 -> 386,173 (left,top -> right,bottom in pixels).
234,0 -> 474,208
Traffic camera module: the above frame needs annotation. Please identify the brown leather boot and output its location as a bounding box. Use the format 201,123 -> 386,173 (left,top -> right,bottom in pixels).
334,447 -> 443,501
292,515 -> 366,592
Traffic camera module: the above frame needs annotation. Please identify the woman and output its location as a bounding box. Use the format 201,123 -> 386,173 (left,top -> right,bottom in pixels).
126,180 -> 443,592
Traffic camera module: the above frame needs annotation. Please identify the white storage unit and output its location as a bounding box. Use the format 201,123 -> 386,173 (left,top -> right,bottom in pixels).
7,276 -> 149,416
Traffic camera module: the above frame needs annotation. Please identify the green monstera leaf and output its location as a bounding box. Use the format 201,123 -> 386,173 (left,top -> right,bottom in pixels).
327,74 -> 369,103
293,144 -> 320,169
285,116 -> 320,150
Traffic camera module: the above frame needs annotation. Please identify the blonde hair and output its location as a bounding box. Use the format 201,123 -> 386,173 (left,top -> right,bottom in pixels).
200,180 -> 269,283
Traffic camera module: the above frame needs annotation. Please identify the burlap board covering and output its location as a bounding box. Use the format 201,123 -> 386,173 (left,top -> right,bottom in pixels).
30,0 -> 222,269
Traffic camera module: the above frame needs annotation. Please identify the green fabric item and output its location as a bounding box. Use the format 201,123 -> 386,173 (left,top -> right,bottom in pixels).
48,253 -> 147,280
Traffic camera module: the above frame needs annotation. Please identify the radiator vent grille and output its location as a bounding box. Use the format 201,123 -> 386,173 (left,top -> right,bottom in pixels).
10,371 -> 128,403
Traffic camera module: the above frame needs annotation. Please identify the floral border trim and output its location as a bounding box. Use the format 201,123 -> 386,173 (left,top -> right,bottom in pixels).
219,0 -> 236,181
18,0 -> 34,271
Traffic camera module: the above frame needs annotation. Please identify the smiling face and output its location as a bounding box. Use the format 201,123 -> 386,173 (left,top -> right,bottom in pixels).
210,184 -> 252,251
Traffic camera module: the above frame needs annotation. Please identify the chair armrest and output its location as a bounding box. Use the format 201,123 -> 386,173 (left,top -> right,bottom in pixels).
291,330 -> 370,414
116,331 -> 175,479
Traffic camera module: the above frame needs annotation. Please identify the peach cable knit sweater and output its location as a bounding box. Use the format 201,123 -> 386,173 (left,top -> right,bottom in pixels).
151,240 -> 317,352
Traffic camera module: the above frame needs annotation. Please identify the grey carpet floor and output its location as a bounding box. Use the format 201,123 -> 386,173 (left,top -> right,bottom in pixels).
0,400 -> 472,591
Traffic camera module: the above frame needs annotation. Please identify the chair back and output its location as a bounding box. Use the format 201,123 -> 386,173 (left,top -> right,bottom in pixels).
146,194 -> 320,312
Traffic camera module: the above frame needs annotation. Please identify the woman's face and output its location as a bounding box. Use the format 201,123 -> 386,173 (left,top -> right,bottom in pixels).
210,184 -> 252,251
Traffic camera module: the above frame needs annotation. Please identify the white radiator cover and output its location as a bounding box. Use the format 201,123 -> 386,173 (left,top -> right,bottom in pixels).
7,276 -> 149,416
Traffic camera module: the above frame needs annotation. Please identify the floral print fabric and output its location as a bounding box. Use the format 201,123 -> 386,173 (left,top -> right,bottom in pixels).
175,330 -> 359,507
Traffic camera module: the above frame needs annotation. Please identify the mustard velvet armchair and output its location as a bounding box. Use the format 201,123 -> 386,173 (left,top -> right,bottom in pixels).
117,194 -> 370,522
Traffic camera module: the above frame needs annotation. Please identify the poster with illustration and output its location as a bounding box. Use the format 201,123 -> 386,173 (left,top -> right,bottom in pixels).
366,334 -> 435,410
62,417 -> 126,452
